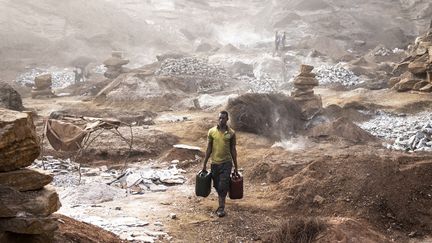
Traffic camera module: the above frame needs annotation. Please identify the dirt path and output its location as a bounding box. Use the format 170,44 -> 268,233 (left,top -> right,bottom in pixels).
22,88 -> 432,242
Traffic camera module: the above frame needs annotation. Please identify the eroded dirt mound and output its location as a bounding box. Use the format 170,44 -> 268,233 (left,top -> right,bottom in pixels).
226,93 -> 304,139
53,214 -> 125,243
273,152 -> 432,236
307,117 -> 379,144
321,104 -> 372,122
0,82 -> 24,111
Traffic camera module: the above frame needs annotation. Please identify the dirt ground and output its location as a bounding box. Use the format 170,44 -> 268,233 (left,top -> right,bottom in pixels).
19,87 -> 432,242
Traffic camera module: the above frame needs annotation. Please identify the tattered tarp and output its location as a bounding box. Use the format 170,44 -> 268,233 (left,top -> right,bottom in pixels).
45,119 -> 87,152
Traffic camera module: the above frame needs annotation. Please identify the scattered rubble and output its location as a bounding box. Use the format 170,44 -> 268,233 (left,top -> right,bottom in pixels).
31,155 -> 187,242
32,156 -> 187,191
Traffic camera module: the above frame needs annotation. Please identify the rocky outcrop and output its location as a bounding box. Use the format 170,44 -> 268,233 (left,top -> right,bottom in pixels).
391,28 -> 432,92
0,109 -> 40,172
291,65 -> 323,120
0,109 -> 61,241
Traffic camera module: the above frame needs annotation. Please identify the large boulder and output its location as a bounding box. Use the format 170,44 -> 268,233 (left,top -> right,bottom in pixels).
0,169 -> 53,192
226,93 -> 304,139
0,186 -> 61,218
408,61 -> 427,74
0,109 -> 40,172
0,83 -> 24,111
34,74 -> 52,89
394,78 -> 422,92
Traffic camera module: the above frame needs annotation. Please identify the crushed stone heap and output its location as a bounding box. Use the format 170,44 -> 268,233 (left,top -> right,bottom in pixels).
155,56 -> 228,93
31,74 -> 55,99
390,28 -> 432,92
0,108 -> 61,242
291,64 -> 323,120
103,52 -> 129,79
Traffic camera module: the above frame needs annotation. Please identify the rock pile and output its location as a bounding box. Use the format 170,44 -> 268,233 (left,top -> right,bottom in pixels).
0,108 -> 61,242
358,111 -> 432,152
291,64 -> 323,120
156,57 -> 228,79
315,63 -> 362,86
391,28 -> 432,92
16,68 -> 75,89
155,57 -> 228,93
0,82 -> 24,111
103,52 -> 129,79
391,122 -> 432,152
31,74 -> 55,99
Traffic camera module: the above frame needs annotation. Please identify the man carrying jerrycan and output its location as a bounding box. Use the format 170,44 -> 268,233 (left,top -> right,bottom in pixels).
201,111 -> 240,217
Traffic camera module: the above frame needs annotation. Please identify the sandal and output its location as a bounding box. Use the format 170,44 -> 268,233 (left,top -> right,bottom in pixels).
216,207 -> 226,217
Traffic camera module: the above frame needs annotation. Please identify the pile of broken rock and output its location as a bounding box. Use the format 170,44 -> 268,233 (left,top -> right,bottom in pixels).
0,108 -> 61,242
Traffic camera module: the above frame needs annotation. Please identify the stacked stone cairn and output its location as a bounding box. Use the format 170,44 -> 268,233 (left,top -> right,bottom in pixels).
0,108 -> 61,242
31,74 -> 55,99
291,64 -> 323,120
103,51 -> 129,79
390,27 -> 432,92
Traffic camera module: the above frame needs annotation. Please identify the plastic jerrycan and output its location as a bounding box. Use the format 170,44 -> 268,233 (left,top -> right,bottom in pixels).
229,171 -> 243,199
195,170 -> 212,197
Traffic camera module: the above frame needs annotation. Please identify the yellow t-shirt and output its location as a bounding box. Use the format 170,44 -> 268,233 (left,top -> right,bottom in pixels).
208,126 -> 235,164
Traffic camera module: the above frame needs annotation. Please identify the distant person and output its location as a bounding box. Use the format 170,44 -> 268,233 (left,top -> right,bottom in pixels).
73,67 -> 84,84
202,111 -> 238,217
281,31 -> 286,50
274,31 -> 280,56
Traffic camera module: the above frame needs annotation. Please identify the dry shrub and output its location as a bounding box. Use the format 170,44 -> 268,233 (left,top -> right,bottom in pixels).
226,93 -> 304,139
266,217 -> 326,243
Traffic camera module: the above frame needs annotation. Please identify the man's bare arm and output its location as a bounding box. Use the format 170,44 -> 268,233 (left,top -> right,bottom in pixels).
202,139 -> 213,171
230,134 -> 238,173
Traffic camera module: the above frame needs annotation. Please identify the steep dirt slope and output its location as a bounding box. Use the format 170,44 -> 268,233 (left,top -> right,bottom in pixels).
259,0 -> 432,59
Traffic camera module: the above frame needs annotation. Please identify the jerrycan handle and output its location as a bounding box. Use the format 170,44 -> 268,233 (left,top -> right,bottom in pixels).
231,171 -> 241,180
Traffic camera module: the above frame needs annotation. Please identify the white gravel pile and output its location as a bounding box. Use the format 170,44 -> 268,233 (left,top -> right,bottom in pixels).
358,111 -> 432,152
156,57 -> 229,79
236,74 -> 279,93
373,46 -> 392,56
16,67 -> 75,89
60,182 -> 126,205
315,63 -> 363,87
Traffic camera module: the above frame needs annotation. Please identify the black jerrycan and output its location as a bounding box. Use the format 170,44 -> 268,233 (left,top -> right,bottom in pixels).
195,170 -> 212,197
229,171 -> 243,199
